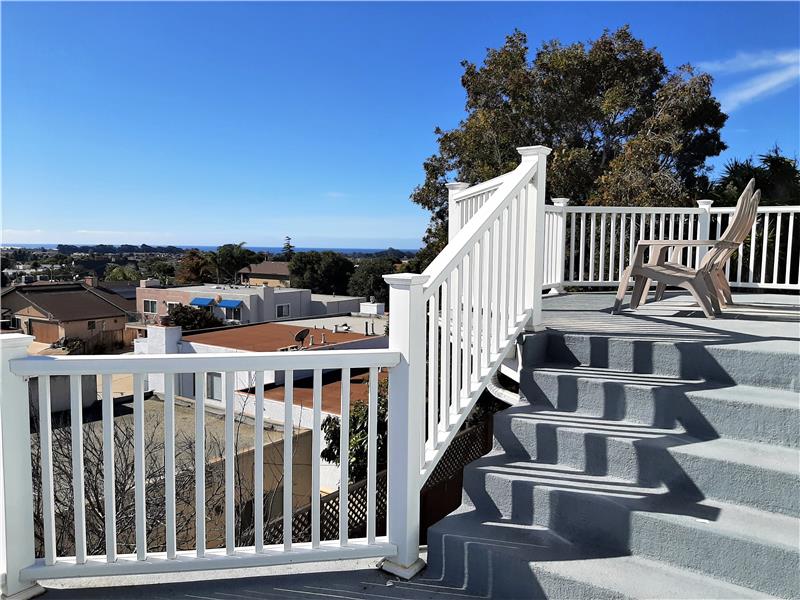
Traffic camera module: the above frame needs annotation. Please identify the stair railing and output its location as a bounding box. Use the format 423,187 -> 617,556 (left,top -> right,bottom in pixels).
382,146 -> 550,576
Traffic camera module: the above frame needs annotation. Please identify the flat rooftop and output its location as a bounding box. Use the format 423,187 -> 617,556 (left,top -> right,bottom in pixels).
182,321 -> 368,352
282,313 -> 387,336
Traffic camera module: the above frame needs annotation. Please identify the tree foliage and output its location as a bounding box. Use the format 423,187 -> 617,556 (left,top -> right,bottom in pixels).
104,264 -> 141,281
347,258 -> 395,305
168,304 -> 223,331
175,249 -> 214,284
288,251 -> 354,294
321,379 -> 387,483
710,146 -> 800,207
411,26 -> 727,267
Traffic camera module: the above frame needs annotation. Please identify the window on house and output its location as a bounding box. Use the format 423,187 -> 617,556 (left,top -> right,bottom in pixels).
143,299 -> 157,314
166,301 -> 180,312
88,320 -> 96,331
225,307 -> 242,321
206,372 -> 222,401
276,303 -> 291,318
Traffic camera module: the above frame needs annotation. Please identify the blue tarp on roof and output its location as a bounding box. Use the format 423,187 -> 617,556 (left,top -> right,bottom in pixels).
217,299 -> 243,309
190,297 -> 215,307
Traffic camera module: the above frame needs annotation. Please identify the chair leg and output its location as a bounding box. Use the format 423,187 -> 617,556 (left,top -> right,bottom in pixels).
630,275 -> 648,310
702,272 -> 722,315
639,278 -> 653,306
686,278 -> 715,319
715,270 -> 733,306
654,282 -> 667,302
613,267 -> 632,313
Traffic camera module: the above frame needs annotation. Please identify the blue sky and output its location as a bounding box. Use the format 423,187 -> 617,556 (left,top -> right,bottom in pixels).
2,2 -> 798,249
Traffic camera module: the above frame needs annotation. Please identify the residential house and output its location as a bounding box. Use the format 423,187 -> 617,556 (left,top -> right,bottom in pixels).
238,261 -> 292,287
1,282 -> 136,351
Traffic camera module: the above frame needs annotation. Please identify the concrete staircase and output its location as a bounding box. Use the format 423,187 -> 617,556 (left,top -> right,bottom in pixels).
426,332 -> 800,599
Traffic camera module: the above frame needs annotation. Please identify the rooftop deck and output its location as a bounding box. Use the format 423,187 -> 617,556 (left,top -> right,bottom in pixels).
37,291 -> 799,599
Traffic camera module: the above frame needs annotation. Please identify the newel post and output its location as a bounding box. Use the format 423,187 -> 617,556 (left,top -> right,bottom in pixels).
446,182 -> 470,243
551,198 -> 571,293
697,199 -> 714,266
381,273 -> 428,579
0,334 -> 42,600
518,145 -> 552,331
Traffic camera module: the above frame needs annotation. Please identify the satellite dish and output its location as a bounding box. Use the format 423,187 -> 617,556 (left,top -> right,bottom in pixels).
294,328 -> 310,344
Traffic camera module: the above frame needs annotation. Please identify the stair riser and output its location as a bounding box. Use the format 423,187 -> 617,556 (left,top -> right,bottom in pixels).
670,448 -> 800,518
539,490 -> 800,599
687,391 -> 800,448
522,371 -> 800,448
521,372 -> 669,427
536,333 -> 800,391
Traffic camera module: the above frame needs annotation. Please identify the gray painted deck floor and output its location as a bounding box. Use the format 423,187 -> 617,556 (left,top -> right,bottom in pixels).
39,292 -> 799,599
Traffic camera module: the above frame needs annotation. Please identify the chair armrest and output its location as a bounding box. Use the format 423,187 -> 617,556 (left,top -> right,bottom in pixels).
634,239 -> 715,248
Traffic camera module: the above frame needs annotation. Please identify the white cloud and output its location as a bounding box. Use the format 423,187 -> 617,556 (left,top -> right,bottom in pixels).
718,63 -> 800,112
699,49 -> 800,74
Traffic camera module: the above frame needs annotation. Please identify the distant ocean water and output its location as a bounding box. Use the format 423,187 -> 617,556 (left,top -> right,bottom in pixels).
3,243 -> 418,254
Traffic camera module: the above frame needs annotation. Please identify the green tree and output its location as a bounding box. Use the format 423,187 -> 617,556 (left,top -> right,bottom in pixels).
288,251 -> 354,294
141,259 -> 176,285
175,249 -> 214,284
208,243 -> 259,284
104,265 -> 140,281
167,304 -> 223,331
411,27 -> 727,268
712,147 -> 800,207
321,379 -> 387,483
347,258 -> 395,306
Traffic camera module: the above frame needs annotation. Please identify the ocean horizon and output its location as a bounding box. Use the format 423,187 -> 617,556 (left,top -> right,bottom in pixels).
2,243 -> 419,254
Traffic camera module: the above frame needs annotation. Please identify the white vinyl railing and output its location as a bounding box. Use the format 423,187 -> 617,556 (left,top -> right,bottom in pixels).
538,201 -> 799,291
382,145 -> 550,573
0,147 -> 552,595
0,342 -> 399,597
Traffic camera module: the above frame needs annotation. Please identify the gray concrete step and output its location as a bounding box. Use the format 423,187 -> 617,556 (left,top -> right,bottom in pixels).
535,332 -> 800,391
668,437 -> 800,517
426,509 -> 765,599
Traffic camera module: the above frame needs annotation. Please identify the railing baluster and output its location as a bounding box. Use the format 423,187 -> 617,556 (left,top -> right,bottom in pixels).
688,214 -> 696,267
472,236 -> 482,382
164,373 -> 176,560
451,263 -> 462,413
38,376 -> 56,566
589,213 -> 597,282
464,250 -> 474,395
70,375 -> 87,564
440,278 -> 450,432
760,213 -> 770,284
569,212 -> 576,282
224,371 -> 235,555
485,224 -> 495,367
194,372 -> 206,558
599,212 -> 606,282
283,370 -> 293,552
608,213 -> 616,284
311,369 -> 321,549
508,197 -> 519,318
102,374 -> 117,562
366,367 -> 378,545
339,368 -> 351,546
579,213 -> 586,282
786,213 -> 795,285
492,216 -> 502,354
254,370 -> 265,553
749,218 -> 758,283
618,212 -> 626,281
133,372 -> 146,561
773,213 -> 782,284
427,292 -> 439,448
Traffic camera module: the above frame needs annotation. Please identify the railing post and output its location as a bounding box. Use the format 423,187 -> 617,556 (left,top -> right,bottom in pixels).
380,273 -> 428,579
551,198 -> 571,294
519,145 -> 552,331
0,334 -> 43,600
446,182 -> 470,242
697,199 -> 714,267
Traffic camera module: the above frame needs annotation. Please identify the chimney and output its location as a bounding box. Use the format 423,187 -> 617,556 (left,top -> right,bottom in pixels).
83,275 -> 98,287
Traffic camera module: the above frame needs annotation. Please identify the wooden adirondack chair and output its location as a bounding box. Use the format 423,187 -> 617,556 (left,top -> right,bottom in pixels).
613,181 -> 759,319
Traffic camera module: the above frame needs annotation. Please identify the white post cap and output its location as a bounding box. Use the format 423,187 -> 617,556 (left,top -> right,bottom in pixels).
445,182 -> 470,191
517,145 -> 552,161
0,333 -> 34,350
697,199 -> 714,209
383,273 -> 429,288
552,198 -> 571,207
